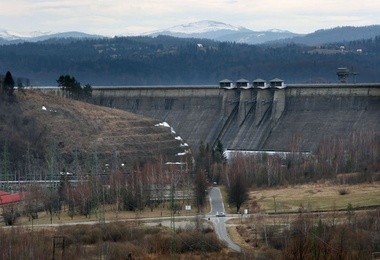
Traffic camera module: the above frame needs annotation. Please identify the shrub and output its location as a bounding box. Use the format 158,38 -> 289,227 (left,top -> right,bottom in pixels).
338,188 -> 350,195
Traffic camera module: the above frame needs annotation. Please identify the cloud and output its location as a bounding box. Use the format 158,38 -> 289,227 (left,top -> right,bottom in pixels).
0,0 -> 379,35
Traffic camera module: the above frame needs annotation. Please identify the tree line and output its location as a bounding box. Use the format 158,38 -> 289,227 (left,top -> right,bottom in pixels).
57,74 -> 92,99
0,35 -> 379,85
195,129 -> 379,213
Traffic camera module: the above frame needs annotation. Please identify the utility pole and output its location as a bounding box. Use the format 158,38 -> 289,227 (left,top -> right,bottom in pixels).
52,236 -> 65,260
170,182 -> 176,259
2,142 -> 10,192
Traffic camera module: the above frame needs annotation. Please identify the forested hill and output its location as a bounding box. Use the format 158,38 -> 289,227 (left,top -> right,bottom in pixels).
1,35 -> 380,85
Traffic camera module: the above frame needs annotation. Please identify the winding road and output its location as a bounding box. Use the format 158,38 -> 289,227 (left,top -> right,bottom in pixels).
206,187 -> 241,252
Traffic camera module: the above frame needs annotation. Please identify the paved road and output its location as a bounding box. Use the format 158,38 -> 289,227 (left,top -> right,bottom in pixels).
206,187 -> 241,252
3,187 -> 241,252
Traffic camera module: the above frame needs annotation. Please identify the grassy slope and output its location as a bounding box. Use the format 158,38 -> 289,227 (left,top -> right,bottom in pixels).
16,90 -> 185,172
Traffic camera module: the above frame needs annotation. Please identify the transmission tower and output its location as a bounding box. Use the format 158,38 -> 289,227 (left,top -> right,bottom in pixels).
337,67 -> 359,83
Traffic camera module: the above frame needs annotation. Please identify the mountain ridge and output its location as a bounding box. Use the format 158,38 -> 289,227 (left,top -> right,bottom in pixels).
1,21 -> 379,46
146,20 -> 300,44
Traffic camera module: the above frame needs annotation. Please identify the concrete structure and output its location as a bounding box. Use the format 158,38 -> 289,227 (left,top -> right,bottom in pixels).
253,78 -> 268,89
83,83 -> 380,153
270,78 -> 286,89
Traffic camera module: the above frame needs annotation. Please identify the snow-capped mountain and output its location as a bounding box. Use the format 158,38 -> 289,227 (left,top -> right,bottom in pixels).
159,20 -> 244,34
0,29 -> 51,40
0,30 -> 104,44
146,20 -> 301,44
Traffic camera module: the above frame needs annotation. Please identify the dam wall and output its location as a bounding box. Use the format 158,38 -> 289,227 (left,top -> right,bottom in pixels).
90,83 -> 380,153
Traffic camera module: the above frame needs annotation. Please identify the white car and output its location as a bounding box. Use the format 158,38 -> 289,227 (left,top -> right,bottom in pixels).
216,212 -> 226,217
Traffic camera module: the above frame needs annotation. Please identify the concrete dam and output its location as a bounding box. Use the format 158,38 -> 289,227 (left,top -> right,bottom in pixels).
91,83 -> 380,153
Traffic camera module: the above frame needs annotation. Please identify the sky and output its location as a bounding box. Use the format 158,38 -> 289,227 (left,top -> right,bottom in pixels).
1,0 -> 379,36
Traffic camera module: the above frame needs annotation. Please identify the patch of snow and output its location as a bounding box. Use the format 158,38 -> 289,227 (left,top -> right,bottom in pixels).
165,162 -> 186,165
268,29 -> 288,33
155,122 -> 170,127
171,127 -> 176,134
60,172 -> 73,175
176,150 -> 190,156
175,136 -> 183,141
180,143 -> 189,147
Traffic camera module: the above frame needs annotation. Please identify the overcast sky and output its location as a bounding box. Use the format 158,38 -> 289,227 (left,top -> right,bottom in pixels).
1,0 -> 379,36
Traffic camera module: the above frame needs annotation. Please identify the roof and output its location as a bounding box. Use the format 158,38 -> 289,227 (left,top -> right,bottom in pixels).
253,78 -> 266,83
236,78 -> 249,83
0,192 -> 24,205
219,79 -> 232,83
270,78 -> 284,82
0,191 -> 10,196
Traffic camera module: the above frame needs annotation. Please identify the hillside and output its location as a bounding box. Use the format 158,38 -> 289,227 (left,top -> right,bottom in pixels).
0,91 -> 185,179
275,25 -> 380,45
1,35 -> 380,85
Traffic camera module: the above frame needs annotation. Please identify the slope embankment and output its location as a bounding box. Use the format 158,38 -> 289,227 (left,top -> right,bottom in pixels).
1,90 -> 185,176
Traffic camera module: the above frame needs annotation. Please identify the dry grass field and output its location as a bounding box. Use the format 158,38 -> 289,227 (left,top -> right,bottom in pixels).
14,201 -> 210,227
249,181 -> 380,213
225,182 -> 380,259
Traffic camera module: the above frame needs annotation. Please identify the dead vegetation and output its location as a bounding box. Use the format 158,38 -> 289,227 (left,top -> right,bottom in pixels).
1,90 -> 185,178
0,222 -> 229,259
234,209 -> 380,259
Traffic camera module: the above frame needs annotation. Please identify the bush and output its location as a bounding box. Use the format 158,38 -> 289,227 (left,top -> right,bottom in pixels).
338,188 -> 350,195
177,231 -> 223,253
106,242 -> 141,259
2,206 -> 20,226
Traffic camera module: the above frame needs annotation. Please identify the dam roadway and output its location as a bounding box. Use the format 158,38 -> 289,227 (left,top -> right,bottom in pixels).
84,83 -> 380,153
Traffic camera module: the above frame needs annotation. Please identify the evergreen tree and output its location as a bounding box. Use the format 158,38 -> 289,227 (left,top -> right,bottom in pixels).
57,74 -> 81,98
2,71 -> 15,96
213,140 -> 226,163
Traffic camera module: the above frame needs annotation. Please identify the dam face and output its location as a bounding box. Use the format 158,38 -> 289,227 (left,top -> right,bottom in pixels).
90,84 -> 380,152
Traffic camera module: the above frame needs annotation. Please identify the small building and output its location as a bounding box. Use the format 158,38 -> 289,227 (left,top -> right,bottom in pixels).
0,191 -> 24,206
219,79 -> 235,89
236,78 -> 250,89
270,78 -> 286,89
253,78 -> 268,89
